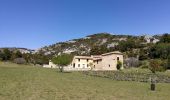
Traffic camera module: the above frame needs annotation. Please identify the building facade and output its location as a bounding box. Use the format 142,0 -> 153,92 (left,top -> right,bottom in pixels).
65,51 -> 123,71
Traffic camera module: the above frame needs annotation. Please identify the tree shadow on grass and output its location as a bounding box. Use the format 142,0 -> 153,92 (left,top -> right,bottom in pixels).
56,71 -> 72,73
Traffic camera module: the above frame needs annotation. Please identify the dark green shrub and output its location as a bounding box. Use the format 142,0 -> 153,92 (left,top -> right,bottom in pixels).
141,65 -> 148,69
117,61 -> 122,70
140,61 -> 149,69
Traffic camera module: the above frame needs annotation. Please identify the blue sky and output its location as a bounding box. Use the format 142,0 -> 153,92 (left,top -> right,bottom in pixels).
0,0 -> 170,49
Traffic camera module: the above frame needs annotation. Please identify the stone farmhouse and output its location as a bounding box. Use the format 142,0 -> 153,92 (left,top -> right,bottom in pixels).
43,51 -> 123,71
65,51 -> 123,71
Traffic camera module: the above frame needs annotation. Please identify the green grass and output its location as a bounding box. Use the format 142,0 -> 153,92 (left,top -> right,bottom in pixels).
0,62 -> 170,100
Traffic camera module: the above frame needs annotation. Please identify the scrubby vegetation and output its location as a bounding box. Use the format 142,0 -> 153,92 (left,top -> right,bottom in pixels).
39,33 -> 169,61
0,49 -> 50,65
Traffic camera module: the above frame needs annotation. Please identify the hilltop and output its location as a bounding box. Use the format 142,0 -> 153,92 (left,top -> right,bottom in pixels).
37,33 -> 161,57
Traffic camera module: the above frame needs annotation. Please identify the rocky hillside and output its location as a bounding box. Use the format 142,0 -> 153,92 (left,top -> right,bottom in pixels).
0,47 -> 35,54
37,33 -> 161,57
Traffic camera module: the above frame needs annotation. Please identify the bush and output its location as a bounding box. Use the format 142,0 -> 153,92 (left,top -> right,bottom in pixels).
117,61 -> 122,70
140,61 -> 149,69
0,52 -> 5,61
14,58 -> 26,64
149,43 -> 170,59
141,65 -> 148,69
139,49 -> 148,60
149,59 -> 165,73
3,49 -> 12,60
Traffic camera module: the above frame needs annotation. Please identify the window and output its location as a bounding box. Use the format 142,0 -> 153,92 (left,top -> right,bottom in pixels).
87,59 -> 89,62
83,64 -> 85,68
117,57 -> 119,61
109,64 -> 110,67
94,65 -> 95,68
78,64 -> 80,67
78,59 -> 80,62
73,63 -> 75,68
87,64 -> 89,67
97,60 -> 98,64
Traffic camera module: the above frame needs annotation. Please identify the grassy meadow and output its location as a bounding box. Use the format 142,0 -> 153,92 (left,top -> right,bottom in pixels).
0,62 -> 170,100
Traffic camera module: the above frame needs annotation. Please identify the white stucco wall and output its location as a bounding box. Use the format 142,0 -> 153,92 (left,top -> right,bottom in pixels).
49,61 -> 58,68
71,57 -> 93,69
43,60 -> 58,68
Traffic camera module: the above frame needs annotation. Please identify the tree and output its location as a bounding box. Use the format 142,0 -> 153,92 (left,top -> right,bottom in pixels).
52,54 -> 73,72
139,49 -> 148,60
0,51 -> 5,61
22,53 -> 31,63
3,49 -> 12,60
11,50 -> 22,60
90,46 -> 101,55
160,33 -> 170,43
28,53 -> 50,65
15,50 -> 22,58
167,55 -> 170,69
90,45 -> 109,55
118,39 -> 135,52
89,62 -> 94,70
149,43 -> 170,59
117,61 -> 122,70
